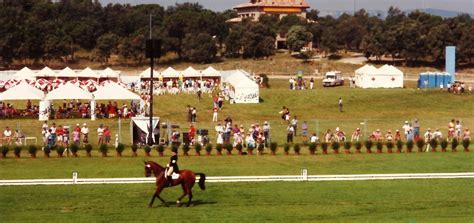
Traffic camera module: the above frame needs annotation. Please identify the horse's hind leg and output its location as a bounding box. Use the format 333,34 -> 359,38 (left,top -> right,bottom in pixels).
176,184 -> 187,207
186,190 -> 193,207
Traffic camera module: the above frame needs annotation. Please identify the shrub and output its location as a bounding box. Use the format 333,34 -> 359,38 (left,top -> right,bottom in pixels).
270,142 -> 278,152
331,142 -> 340,151
182,144 -> 190,154
257,143 -> 264,153
429,139 -> 438,150
224,144 -> 233,153
215,144 -> 223,153
440,139 -> 449,150
70,144 -> 79,154
376,141 -> 383,150
235,144 -> 243,152
28,145 -> 38,156
321,142 -> 328,151
43,146 -> 51,156
462,139 -> 470,149
416,140 -> 425,151
205,144 -> 213,153
99,144 -> 109,154
171,144 -> 179,153
293,143 -> 300,153
1,145 -> 9,157
386,141 -> 394,150
131,144 -> 138,153
343,141 -> 352,150
406,140 -> 414,150
85,144 -> 93,153
57,146 -> 66,156
451,138 -> 459,151
396,140 -> 403,151
365,140 -> 373,150
194,144 -> 202,153
354,141 -> 362,150
283,144 -> 290,153
260,74 -> 270,88
116,143 -> 125,154
14,146 -> 22,157
308,143 -> 317,152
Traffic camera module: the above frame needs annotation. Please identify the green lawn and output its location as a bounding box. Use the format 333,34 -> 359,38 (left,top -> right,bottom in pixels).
0,180 -> 473,222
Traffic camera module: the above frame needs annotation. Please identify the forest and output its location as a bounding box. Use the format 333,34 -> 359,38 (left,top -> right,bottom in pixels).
0,0 -> 473,68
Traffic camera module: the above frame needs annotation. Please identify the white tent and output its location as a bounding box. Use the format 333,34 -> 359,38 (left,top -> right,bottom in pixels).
13,67 -> 36,80
201,66 -> 221,77
78,67 -> 100,79
46,82 -> 93,100
0,81 -> 44,100
161,67 -> 179,78
355,64 -> 404,88
181,66 -> 200,78
93,82 -> 141,100
37,67 -> 56,78
139,67 -> 160,79
130,117 -> 160,144
221,70 -> 259,103
101,67 -> 120,79
57,67 -> 77,78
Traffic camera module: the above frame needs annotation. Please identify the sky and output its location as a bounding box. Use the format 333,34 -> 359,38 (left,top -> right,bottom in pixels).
100,0 -> 474,13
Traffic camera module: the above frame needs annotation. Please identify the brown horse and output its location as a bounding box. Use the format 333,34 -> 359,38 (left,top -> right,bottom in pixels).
144,161 -> 206,207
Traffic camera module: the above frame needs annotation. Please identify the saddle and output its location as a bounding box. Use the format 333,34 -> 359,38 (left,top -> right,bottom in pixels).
171,172 -> 180,180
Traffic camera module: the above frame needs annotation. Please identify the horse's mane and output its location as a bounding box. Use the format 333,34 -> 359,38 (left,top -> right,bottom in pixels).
146,161 -> 165,172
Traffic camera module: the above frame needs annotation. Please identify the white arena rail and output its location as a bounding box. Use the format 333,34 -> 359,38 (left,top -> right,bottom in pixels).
1,172 -> 474,186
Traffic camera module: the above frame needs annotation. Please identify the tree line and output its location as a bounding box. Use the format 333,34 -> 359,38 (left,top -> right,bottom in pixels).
0,0 -> 472,68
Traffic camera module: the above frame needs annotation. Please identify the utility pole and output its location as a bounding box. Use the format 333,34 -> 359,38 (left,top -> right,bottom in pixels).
148,14 -> 154,146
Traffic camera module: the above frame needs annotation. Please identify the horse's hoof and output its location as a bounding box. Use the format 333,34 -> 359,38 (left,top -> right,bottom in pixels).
148,205 -> 153,208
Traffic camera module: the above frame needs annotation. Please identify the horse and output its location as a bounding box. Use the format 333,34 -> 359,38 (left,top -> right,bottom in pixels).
144,161 -> 206,207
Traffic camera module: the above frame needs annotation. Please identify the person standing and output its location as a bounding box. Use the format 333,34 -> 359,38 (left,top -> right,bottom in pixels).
263,121 -> 270,146
351,128 -> 361,142
286,124 -> 294,143
191,107 -> 197,123
455,120 -> 462,140
301,121 -> 308,144
424,128 -> 433,152
3,127 -> 12,145
338,97 -> 343,112
212,106 -> 218,122
291,116 -> 298,136
97,124 -> 105,145
412,119 -> 421,141
186,105 -> 192,123
309,77 -> 314,90
402,121 -> 411,140
81,123 -> 89,144
104,126 -> 111,144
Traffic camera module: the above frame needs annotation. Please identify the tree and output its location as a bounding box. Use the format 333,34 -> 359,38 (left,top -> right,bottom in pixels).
182,33 -> 217,63
94,33 -> 118,65
241,23 -> 275,59
286,25 -> 313,52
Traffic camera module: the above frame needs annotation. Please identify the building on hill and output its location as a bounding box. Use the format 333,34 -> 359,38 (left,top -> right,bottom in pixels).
228,0 -> 310,23
227,0 -> 312,50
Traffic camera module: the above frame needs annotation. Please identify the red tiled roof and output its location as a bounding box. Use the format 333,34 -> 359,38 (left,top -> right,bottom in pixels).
234,0 -> 310,9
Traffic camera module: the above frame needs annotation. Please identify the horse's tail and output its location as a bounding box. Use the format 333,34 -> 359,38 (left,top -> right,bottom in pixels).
196,173 -> 206,190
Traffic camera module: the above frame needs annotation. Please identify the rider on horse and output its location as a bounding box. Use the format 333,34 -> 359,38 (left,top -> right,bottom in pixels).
166,149 -> 179,186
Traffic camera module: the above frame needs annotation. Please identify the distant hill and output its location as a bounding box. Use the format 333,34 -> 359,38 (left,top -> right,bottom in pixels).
319,8 -> 473,19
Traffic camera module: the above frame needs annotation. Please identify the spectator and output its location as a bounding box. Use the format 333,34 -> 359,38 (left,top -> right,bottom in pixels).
73,125 -> 80,145
351,128 -> 361,142
385,130 -> 393,142
212,106 -> 218,122
324,129 -> 333,143
463,128 -> 471,140
433,128 -> 443,140
412,119 -> 421,141
291,116 -> 298,136
246,133 -> 255,149
97,124 -> 105,145
104,126 -> 111,144
191,107 -> 197,123
14,130 -> 24,146
310,133 -> 319,143
424,128 -> 433,152
286,124 -> 294,143
402,121 -> 411,140
455,120 -> 462,140
338,97 -> 343,112
263,121 -> 270,146
309,77 -> 314,90
81,123 -> 89,144
394,129 -> 402,141
56,125 -> 64,146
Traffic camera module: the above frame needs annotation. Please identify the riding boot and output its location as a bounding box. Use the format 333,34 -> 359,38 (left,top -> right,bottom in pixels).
167,176 -> 173,187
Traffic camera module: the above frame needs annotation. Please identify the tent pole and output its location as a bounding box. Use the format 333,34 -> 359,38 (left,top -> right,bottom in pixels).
147,14 -> 154,146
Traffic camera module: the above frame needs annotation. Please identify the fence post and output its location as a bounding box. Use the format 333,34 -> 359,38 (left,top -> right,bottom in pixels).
301,168 -> 308,181
72,171 -> 78,184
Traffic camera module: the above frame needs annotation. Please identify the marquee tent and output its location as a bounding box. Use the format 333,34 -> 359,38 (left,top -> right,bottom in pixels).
130,117 -> 160,145
78,67 -> 100,79
161,67 -> 179,78
37,67 -> 56,78
57,67 -> 76,78
221,70 -> 259,103
181,67 -> 200,78
355,64 -> 404,88
93,82 -> 141,100
46,82 -> 93,100
201,66 -> 221,77
13,67 -> 36,80
100,68 -> 120,79
139,67 -> 159,79
0,81 -> 44,100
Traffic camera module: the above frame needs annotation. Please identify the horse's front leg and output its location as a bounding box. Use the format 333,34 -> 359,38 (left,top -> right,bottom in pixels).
151,186 -> 168,207
149,193 -> 157,208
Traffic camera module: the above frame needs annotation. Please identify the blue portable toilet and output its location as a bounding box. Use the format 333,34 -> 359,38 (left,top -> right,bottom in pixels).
418,73 -> 428,88
444,72 -> 453,86
428,73 -> 437,88
435,73 -> 444,88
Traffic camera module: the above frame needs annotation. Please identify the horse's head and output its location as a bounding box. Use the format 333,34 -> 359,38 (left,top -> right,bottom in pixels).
144,161 -> 153,177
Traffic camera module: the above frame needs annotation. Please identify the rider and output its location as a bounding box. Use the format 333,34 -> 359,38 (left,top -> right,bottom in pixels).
166,149 -> 179,186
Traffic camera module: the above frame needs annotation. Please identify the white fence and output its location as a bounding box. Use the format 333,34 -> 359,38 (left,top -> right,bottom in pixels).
1,172 -> 474,186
